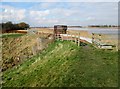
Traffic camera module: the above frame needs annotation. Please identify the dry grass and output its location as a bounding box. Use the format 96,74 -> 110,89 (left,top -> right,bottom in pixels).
67,30 -> 92,38
32,28 -> 54,34
1,32 -> 54,71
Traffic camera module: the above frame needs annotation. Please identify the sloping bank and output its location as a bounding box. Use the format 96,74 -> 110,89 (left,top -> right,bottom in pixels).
2,40 -> 118,87
2,33 -> 53,71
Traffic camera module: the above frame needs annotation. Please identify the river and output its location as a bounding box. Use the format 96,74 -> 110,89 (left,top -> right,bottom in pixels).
68,27 -> 118,39
68,27 -> 118,34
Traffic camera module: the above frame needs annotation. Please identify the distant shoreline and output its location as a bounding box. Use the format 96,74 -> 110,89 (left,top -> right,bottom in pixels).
85,27 -> 118,29
31,27 -> 118,30
68,27 -> 118,29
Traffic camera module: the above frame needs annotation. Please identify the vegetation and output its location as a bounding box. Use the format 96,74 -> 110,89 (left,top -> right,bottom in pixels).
68,26 -> 82,28
1,34 -> 39,71
1,33 -> 54,71
2,40 -> 118,87
1,33 -> 24,38
0,21 -> 29,33
88,25 -> 118,27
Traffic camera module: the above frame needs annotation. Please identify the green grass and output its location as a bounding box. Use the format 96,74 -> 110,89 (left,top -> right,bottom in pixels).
2,40 -> 118,87
1,33 -> 24,38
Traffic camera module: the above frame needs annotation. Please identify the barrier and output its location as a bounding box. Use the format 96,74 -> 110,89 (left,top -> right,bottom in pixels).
92,33 -> 117,50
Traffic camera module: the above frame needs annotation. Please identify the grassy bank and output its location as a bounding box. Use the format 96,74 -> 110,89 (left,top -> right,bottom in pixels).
2,40 -> 118,87
1,33 -> 25,38
1,33 -> 41,71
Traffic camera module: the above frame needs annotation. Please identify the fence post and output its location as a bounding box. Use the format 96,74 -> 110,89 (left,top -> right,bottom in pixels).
55,33 -> 57,40
37,38 -> 40,50
99,34 -> 102,42
39,38 -> 44,50
99,34 -> 102,48
92,33 -> 94,44
78,33 -> 80,46
32,45 -> 37,55
70,32 -> 72,42
58,34 -> 59,40
61,34 -> 63,41
75,33 -> 77,44
116,45 -> 118,51
67,31 -> 69,41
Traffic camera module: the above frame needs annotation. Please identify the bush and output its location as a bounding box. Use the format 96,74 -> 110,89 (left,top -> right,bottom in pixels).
0,21 -> 30,33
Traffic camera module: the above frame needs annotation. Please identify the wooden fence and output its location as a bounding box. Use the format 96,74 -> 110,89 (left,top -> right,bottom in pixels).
27,29 -> 118,51
55,31 -> 118,51
92,33 -> 118,50
55,31 -> 81,46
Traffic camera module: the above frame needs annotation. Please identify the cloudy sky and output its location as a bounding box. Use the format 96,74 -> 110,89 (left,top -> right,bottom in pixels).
1,1 -> 118,27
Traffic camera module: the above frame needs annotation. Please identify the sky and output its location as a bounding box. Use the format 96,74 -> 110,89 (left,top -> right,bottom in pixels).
0,1 -> 118,27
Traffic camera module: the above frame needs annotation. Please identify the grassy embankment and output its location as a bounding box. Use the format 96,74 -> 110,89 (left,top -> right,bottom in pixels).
1,33 -> 48,71
2,40 -> 118,87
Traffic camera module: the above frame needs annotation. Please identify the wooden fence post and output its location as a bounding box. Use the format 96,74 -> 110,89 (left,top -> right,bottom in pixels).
36,38 -> 39,49
99,34 -> 102,42
61,34 -> 63,41
58,34 -> 59,40
32,45 -> 37,55
99,34 -> 102,48
39,38 -> 44,50
70,32 -> 72,42
67,31 -> 69,41
78,33 -> 80,46
75,33 -> 77,44
92,33 -> 94,44
116,45 -> 118,51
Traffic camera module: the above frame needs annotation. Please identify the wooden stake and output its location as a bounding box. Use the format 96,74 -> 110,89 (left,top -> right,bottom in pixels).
70,32 -> 72,42
67,31 -> 69,41
75,33 -> 77,44
116,45 -> 118,51
61,35 -> 63,41
78,33 -> 80,46
92,33 -> 94,44
99,34 -> 102,42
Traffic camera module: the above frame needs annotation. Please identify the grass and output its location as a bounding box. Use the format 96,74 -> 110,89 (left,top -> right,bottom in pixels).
1,33 -> 41,71
2,40 -> 118,87
1,33 -> 24,38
